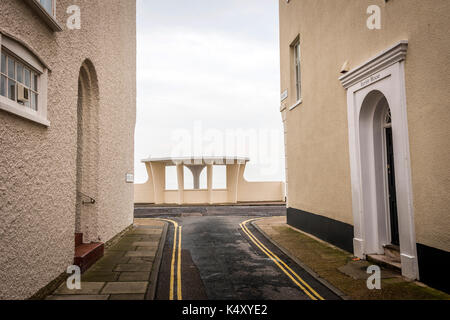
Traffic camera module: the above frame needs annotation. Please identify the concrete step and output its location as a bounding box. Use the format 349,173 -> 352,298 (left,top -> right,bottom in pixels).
384,244 -> 401,262
367,253 -> 402,273
75,233 -> 83,247
74,242 -> 104,273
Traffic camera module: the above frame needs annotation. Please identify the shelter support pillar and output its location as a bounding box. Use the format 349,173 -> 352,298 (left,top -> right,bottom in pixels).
207,164 -> 213,204
150,162 -> 166,205
226,163 -> 241,204
176,164 -> 184,205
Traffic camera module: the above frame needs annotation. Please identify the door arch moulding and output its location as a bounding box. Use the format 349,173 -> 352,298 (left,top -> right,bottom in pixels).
339,41 -> 419,280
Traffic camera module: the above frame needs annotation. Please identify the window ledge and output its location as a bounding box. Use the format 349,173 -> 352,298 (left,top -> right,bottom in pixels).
0,99 -> 50,127
289,99 -> 302,111
23,0 -> 63,32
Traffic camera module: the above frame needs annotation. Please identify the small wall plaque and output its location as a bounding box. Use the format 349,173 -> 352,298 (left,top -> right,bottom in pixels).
126,173 -> 134,183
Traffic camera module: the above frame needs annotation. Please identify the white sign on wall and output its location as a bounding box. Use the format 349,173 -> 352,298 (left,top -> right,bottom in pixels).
126,173 -> 134,183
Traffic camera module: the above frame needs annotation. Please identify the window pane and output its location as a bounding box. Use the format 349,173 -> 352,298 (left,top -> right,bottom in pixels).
295,44 -> 300,63
0,75 -> 6,97
8,57 -> 15,79
8,79 -> 16,100
32,92 -> 38,110
17,63 -> 23,83
33,73 -> 38,91
39,0 -> 53,15
24,93 -> 30,108
34,93 -> 38,110
24,68 -> 30,87
1,53 -> 5,74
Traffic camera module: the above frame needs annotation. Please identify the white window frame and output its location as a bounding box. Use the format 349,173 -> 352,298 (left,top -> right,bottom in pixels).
38,0 -> 56,16
0,33 -> 50,126
22,0 -> 62,32
289,37 -> 302,111
294,41 -> 301,101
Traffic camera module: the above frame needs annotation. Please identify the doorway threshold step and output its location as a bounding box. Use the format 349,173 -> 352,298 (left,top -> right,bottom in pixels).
383,244 -> 401,261
74,242 -> 104,273
367,254 -> 401,273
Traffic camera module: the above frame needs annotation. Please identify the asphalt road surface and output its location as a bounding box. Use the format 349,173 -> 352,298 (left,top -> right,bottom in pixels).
149,210 -> 340,300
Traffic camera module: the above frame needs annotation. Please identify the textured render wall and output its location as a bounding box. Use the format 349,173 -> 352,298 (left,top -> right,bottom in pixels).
279,0 -> 450,251
0,0 -> 136,299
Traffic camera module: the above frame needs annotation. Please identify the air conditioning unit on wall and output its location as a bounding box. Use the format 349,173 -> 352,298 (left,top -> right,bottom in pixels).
17,84 -> 29,103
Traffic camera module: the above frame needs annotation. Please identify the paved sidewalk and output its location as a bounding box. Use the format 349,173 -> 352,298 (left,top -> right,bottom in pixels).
254,217 -> 449,300
47,219 -> 165,300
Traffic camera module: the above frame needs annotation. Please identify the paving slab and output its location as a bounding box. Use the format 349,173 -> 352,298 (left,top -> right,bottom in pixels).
82,271 -> 120,282
109,246 -> 137,251
118,272 -> 151,281
46,295 -> 110,300
109,294 -> 146,300
101,282 -> 148,294
89,264 -> 117,272
102,252 -> 128,260
114,263 -> 153,272
125,250 -> 155,257
136,246 -> 158,252
98,256 -> 130,264
131,229 -> 162,235
132,241 -> 159,247
338,261 -> 400,280
47,221 -> 166,300
53,282 -> 105,295
128,257 -> 154,264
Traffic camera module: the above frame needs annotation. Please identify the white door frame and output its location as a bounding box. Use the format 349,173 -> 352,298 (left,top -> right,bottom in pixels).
339,41 -> 419,279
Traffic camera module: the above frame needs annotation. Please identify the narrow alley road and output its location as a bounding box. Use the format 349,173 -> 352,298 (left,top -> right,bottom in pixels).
153,214 -> 340,300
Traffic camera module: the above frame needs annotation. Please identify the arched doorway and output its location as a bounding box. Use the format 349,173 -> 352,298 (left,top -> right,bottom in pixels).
75,60 -> 100,246
340,42 -> 418,279
359,91 -> 399,255
382,107 -> 400,246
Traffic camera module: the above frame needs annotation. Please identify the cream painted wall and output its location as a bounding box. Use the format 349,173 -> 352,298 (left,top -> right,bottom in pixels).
237,168 -> 285,203
135,164 -> 155,203
279,0 -> 450,251
0,0 -> 136,299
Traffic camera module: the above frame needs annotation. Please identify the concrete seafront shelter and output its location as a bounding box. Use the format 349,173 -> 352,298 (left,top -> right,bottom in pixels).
135,156 -> 285,205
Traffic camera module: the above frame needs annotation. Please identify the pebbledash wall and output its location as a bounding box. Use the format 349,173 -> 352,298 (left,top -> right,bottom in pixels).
279,0 -> 449,292
0,0 -> 136,299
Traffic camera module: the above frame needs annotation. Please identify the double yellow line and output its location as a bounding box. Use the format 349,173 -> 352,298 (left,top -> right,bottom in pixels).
158,219 -> 182,300
240,218 -> 324,300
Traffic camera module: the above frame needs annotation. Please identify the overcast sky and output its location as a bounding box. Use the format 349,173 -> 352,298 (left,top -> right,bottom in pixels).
135,0 -> 285,185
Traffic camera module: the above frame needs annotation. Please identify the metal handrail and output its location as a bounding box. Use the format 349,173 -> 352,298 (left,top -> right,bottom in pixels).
78,191 -> 96,205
